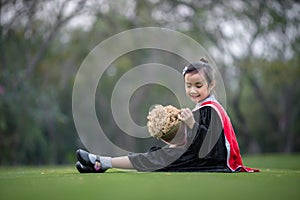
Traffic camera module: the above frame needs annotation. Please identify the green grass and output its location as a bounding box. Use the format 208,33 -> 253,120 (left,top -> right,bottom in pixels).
0,154 -> 300,200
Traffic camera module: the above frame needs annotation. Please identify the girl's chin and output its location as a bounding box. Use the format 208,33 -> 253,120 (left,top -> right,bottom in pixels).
190,97 -> 206,103
190,97 -> 201,103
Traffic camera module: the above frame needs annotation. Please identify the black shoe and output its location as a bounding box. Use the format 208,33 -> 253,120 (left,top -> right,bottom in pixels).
76,149 -> 106,173
75,161 -> 107,173
76,149 -> 93,167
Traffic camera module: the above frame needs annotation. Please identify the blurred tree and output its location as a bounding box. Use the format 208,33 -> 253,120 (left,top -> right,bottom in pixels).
0,0 -> 87,164
210,0 -> 300,153
0,0 -> 299,165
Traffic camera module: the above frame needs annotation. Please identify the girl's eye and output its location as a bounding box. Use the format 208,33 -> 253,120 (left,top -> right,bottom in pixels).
196,85 -> 203,88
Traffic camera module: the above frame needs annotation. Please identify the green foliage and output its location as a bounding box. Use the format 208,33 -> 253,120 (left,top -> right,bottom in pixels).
238,58 -> 300,152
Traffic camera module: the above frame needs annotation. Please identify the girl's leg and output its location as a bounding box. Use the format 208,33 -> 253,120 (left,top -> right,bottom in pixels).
76,149 -> 135,172
111,156 -> 134,169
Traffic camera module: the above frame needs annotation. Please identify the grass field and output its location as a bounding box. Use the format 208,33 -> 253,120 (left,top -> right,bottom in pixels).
0,154 -> 299,200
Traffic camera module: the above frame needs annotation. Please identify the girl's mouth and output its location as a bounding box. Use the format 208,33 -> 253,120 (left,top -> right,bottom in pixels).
190,95 -> 200,99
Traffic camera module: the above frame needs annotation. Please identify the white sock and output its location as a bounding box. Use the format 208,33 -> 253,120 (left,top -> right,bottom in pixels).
88,153 -> 112,169
99,156 -> 112,169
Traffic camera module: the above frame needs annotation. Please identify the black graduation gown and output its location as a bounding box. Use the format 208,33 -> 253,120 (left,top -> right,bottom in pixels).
128,106 -> 231,172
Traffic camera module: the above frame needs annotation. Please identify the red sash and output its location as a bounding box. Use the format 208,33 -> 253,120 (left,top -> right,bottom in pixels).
200,101 -> 259,172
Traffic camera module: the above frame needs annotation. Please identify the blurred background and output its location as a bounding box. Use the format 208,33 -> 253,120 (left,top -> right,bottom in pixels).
0,0 -> 299,165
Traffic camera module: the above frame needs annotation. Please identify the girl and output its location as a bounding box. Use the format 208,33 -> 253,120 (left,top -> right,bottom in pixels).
76,58 -> 259,173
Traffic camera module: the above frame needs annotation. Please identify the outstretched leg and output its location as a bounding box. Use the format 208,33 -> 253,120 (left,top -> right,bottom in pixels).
111,156 -> 134,169
76,149 -> 135,173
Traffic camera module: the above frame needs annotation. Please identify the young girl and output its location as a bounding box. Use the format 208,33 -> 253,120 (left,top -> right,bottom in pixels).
76,58 -> 259,173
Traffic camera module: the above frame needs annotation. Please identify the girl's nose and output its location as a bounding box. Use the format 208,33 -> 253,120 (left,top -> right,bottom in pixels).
190,87 -> 197,93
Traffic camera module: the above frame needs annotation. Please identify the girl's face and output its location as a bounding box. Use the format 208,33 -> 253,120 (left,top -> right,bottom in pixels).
184,71 -> 214,104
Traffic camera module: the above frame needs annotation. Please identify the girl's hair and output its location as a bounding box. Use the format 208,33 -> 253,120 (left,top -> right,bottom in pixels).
182,57 -> 215,86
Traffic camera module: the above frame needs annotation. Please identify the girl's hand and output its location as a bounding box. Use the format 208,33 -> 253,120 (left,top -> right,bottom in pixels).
178,108 -> 195,129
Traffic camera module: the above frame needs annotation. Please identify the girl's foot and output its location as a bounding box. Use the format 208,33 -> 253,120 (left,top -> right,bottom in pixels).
76,149 -> 106,173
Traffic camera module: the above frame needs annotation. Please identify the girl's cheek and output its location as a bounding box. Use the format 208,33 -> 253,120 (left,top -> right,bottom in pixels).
185,87 -> 190,94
